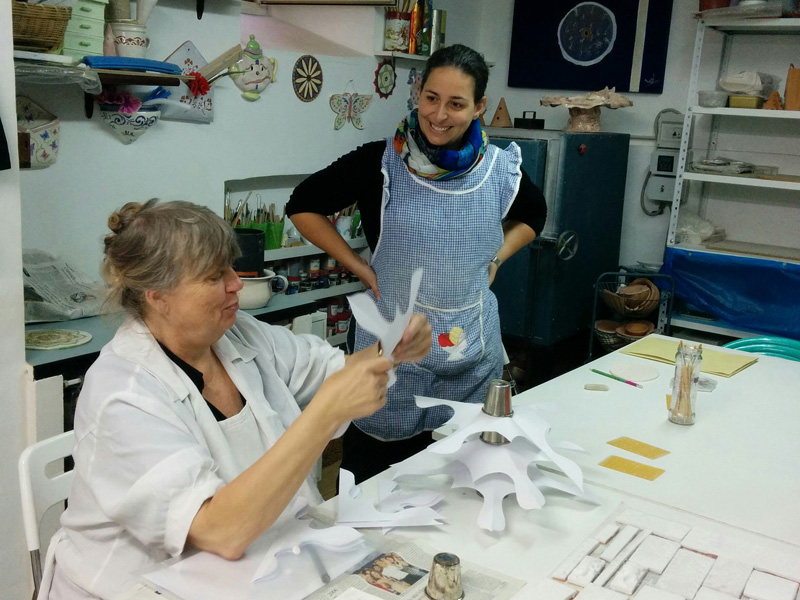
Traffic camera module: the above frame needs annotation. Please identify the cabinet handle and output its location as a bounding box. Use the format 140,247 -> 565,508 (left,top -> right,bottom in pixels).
80,6 -> 91,11
80,24 -> 91,29
79,41 -> 90,46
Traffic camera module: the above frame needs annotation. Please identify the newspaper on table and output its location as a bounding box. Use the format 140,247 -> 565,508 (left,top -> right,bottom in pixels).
23,249 -> 107,323
306,540 -> 525,600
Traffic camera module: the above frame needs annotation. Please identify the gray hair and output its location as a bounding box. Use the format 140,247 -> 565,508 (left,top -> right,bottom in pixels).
102,199 -> 240,319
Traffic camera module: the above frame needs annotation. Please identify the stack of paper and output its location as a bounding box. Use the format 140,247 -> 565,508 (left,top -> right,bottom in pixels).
620,338 -> 758,377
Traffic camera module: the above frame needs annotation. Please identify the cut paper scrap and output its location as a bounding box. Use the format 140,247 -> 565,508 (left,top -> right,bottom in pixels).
620,337 -> 757,377
337,468 -> 444,529
607,437 -> 670,460
142,499 -> 370,600
253,499 -> 366,581
347,267 -> 423,386
391,395 -> 590,531
599,455 -> 665,481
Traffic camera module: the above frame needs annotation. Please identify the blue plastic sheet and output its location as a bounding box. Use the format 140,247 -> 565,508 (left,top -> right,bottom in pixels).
661,247 -> 800,339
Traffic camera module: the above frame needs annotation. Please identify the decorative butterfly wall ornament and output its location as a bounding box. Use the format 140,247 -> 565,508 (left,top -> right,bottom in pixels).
329,90 -> 372,130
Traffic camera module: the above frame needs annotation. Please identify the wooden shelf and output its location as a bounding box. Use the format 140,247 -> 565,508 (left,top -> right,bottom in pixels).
264,237 -> 368,261
690,106 -> 800,119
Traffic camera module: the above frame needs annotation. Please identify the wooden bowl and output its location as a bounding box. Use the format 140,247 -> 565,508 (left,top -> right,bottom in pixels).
616,321 -> 655,339
595,319 -> 621,334
601,289 -> 627,315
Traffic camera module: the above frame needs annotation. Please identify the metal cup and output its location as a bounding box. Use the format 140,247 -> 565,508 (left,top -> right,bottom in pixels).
425,553 -> 464,600
480,379 -> 512,445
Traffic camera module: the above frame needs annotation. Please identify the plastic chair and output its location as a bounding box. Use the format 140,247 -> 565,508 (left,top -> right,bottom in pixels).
18,431 -> 75,599
722,336 -> 800,362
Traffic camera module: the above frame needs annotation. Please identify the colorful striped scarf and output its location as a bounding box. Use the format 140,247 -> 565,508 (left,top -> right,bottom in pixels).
393,109 -> 487,181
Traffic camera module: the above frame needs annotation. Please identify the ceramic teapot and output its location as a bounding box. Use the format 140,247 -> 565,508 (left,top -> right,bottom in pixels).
230,34 -> 277,102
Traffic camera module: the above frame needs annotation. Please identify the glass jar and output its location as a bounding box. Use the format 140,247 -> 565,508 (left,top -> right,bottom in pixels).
669,343 -> 703,425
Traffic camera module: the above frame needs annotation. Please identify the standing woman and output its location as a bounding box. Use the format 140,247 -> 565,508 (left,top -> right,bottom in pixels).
286,44 -> 547,483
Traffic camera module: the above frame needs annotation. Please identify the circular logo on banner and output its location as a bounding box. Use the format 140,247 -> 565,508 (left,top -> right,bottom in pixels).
558,2 -> 617,67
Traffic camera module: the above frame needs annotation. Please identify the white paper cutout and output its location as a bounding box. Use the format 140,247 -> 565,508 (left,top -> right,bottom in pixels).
391,395 -> 591,531
337,469 -> 444,529
347,268 -> 423,386
252,499 -> 366,582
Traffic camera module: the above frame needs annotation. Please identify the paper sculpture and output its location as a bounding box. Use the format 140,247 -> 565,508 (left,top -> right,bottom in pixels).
393,395 -> 593,531
337,469 -> 444,530
347,268 -> 423,386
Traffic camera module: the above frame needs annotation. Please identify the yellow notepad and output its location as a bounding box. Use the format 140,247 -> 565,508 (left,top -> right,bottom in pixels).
599,456 -> 665,481
620,337 -> 758,377
607,436 -> 670,460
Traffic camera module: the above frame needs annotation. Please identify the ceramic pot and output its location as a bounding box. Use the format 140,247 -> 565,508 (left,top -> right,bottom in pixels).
238,270 -> 288,310
99,105 -> 160,144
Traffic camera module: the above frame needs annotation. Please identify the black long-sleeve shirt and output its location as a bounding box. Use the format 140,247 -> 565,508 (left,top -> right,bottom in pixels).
286,141 -> 547,252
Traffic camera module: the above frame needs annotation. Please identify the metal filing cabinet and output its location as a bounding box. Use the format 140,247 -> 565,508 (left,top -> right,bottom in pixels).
491,130 -> 630,347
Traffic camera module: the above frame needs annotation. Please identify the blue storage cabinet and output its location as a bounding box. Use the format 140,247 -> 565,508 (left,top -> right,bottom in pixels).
492,132 -> 630,346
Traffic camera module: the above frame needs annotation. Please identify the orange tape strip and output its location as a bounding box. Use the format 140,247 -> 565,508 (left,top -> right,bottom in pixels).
599,455 -> 665,481
607,436 -> 670,460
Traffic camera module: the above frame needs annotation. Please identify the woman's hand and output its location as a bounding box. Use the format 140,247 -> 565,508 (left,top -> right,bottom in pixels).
319,353 -> 392,421
351,256 -> 380,299
392,313 -> 432,363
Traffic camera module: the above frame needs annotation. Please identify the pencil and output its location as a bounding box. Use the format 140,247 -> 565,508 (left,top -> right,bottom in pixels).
590,369 -> 643,389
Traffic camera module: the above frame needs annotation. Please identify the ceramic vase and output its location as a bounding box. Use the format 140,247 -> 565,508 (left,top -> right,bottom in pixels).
99,105 -> 160,144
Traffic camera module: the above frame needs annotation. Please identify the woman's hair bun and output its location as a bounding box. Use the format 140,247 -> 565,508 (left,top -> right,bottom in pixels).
108,201 -> 148,234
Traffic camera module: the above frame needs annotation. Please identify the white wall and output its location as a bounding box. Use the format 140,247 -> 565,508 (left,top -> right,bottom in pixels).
1,1 -> 33,595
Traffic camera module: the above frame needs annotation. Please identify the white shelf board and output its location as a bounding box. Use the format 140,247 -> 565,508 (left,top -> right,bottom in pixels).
704,17 -> 800,34
264,237 -> 368,261
683,171 -> 800,191
260,282 -> 365,313
374,51 -> 494,66
690,106 -> 800,119
326,332 -> 349,346
670,313 -> 768,339
668,241 -> 800,265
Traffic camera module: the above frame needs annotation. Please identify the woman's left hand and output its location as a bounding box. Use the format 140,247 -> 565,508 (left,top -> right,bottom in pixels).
392,313 -> 432,363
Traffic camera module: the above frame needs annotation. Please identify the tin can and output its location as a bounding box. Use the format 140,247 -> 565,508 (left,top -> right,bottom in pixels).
328,299 -> 340,320
430,9 -> 446,54
309,258 -> 320,276
325,255 -> 337,270
408,0 -> 422,54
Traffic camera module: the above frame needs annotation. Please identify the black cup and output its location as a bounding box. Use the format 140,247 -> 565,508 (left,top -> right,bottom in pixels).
233,228 -> 264,277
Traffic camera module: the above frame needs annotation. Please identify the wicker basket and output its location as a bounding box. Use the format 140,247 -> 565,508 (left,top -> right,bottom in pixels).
593,327 -> 631,352
12,2 -> 72,52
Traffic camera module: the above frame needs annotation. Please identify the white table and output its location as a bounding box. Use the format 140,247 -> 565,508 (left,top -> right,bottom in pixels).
135,334 -> 800,598
512,334 -> 800,546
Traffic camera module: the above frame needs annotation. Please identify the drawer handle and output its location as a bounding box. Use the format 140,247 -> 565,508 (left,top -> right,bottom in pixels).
80,41 -> 90,46
80,24 -> 91,29
79,6 -> 93,11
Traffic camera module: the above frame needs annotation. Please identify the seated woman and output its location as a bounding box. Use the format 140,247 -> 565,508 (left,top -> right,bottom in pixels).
42,200 -> 431,600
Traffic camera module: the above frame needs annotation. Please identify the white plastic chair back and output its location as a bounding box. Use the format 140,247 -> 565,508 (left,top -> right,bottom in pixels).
18,431 -> 75,598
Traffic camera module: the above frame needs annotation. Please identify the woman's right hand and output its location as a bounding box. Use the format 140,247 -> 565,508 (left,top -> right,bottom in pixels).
317,354 -> 392,422
351,256 -> 380,299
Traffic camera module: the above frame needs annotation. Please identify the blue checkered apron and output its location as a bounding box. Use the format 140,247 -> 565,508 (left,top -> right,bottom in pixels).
353,139 -> 523,440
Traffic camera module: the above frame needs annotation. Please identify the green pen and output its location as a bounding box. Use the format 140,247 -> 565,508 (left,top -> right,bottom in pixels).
591,368 -> 643,389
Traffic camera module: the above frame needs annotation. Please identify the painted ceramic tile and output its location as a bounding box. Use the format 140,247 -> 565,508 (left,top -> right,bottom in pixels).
552,539 -> 600,581
567,556 -> 606,587
743,571 -> 800,600
574,583 -> 627,600
654,549 -> 714,599
617,509 -> 690,542
635,585 -> 686,600
704,557 -> 754,598
608,561 -> 646,595
628,535 -> 681,575
600,525 -> 639,561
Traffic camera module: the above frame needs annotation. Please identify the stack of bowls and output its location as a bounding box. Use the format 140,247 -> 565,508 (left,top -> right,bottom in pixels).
601,278 -> 660,318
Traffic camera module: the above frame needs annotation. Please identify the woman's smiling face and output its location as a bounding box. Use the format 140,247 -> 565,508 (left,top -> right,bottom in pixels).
417,66 -> 487,150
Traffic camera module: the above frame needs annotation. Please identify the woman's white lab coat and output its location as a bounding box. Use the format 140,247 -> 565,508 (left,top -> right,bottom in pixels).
43,312 -> 345,600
